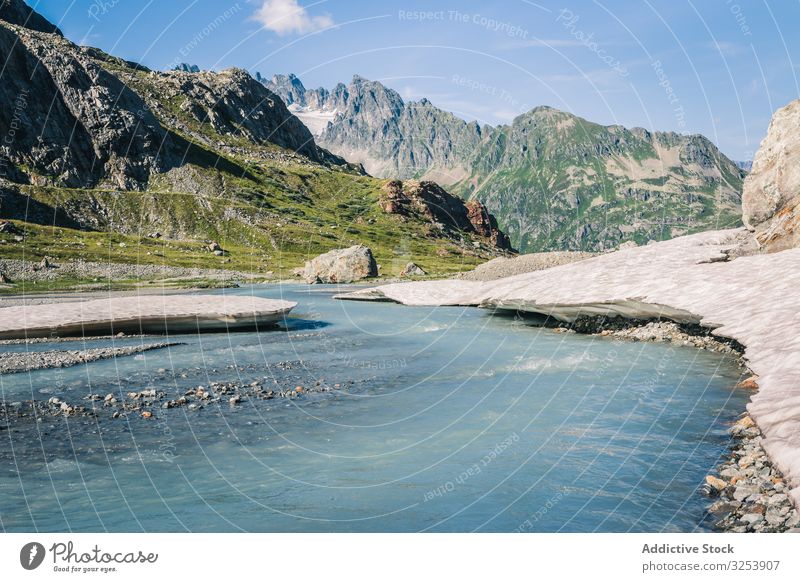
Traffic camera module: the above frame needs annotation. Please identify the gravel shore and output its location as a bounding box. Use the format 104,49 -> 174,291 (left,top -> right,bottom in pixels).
0,342 -> 180,374
705,413 -> 800,532
0,258 -> 262,285
457,251 -> 595,281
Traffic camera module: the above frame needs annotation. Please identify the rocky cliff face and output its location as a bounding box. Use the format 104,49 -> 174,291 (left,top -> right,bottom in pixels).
741,99 -> 800,252
0,16 -> 340,190
264,73 -> 348,112
267,74 -> 745,252
265,74 -> 483,181
0,22 -> 176,189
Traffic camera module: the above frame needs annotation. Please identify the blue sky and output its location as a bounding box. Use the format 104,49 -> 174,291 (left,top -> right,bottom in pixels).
31,0 -> 800,160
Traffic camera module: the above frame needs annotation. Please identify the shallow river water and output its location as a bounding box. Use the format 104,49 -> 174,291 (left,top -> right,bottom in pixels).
0,284 -> 748,532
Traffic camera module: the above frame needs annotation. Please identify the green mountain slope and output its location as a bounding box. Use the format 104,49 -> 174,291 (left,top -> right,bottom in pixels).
0,3 -> 512,291
266,74 -> 745,252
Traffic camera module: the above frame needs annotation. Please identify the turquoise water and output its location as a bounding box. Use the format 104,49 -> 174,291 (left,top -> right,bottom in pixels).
0,285 -> 747,532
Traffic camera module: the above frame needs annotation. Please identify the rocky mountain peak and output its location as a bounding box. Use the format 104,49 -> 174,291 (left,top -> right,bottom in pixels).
0,0 -> 62,36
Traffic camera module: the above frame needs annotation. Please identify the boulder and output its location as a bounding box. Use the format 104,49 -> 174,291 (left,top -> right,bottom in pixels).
400,262 -> 426,277
742,99 -> 800,251
302,245 -> 378,284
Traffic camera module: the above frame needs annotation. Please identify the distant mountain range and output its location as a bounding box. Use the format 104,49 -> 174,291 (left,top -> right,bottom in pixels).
263,73 -> 746,252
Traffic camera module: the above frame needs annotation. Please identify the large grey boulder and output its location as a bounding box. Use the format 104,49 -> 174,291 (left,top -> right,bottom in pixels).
302,245 -> 378,284
742,99 -> 800,251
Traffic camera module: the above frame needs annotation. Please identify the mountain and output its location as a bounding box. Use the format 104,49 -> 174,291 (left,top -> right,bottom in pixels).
262,73 -> 349,136
0,2 -> 512,287
265,73 -> 745,252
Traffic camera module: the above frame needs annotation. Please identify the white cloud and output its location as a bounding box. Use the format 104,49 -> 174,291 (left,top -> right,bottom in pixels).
253,0 -> 334,35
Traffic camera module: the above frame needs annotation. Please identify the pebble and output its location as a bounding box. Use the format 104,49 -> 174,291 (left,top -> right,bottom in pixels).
709,416 -> 797,533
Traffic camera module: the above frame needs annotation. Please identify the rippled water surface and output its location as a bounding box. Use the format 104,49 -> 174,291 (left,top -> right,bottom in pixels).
0,285 -> 748,532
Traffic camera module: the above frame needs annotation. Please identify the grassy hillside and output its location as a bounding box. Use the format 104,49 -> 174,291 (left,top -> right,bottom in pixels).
0,31 -> 509,292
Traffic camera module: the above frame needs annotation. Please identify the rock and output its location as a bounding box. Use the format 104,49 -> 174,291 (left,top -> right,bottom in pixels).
39,257 -> 51,270
104,393 -> 116,403
0,221 -> 21,234
765,510 -> 786,525
737,375 -> 759,390
0,272 -> 11,284
767,493 -> 788,505
705,475 -> 727,491
141,411 -> 153,419
213,250 -> 224,256
208,241 -> 223,252
742,99 -> 800,251
229,395 -> 241,405
733,485 -> 759,501
741,513 -> 764,525
148,232 -> 162,239
302,245 -> 378,284
734,415 -> 756,430
399,262 -> 426,277
785,511 -> 800,528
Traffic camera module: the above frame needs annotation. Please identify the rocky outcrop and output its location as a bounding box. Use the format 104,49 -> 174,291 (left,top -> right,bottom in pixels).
0,0 -> 62,35
380,180 -> 514,251
400,262 -> 426,277
742,99 -> 800,252
302,245 -> 378,284
465,200 -> 512,250
457,250 -> 594,281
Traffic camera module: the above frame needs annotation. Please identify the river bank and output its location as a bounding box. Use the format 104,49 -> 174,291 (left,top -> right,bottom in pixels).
0,284 -> 747,532
559,317 -> 796,532
337,228 -> 800,531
